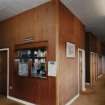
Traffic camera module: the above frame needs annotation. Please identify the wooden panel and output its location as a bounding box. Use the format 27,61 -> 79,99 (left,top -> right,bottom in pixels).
0,1 -> 57,105
86,32 -> 101,53
15,41 -> 48,50
97,55 -> 102,76
90,53 -> 97,86
58,2 -> 85,105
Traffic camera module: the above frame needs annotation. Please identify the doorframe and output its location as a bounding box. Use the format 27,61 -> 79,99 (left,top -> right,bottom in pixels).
102,56 -> 105,74
78,48 -> 86,93
0,48 -> 9,96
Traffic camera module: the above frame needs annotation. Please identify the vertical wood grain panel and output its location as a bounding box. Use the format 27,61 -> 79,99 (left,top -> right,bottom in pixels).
0,1 -> 57,105
58,2 -> 85,105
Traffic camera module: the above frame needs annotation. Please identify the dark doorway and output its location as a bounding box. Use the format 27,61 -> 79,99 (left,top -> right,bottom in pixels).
0,51 -> 7,96
79,50 -> 83,92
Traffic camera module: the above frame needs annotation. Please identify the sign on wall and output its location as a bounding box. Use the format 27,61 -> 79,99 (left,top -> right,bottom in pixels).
48,61 -> 57,76
24,36 -> 33,43
66,42 -> 76,58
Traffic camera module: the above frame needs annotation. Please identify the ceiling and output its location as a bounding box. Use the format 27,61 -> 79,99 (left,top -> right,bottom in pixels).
0,0 -> 49,21
61,0 -> 105,41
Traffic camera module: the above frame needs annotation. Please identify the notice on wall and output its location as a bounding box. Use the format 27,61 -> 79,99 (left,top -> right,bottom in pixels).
48,61 -> 57,77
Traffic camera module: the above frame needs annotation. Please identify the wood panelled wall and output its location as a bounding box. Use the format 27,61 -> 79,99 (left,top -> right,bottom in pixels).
0,1 -> 88,105
86,32 -> 102,54
85,32 -> 104,83
0,1 -> 57,105
58,3 -> 85,105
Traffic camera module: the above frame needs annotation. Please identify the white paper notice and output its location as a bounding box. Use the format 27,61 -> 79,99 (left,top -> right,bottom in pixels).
48,61 -> 57,76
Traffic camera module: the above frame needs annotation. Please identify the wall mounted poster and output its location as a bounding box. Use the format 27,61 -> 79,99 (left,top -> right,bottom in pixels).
48,61 -> 57,76
66,42 -> 76,58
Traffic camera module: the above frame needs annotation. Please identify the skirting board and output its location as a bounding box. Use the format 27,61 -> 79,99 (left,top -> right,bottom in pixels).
7,96 -> 35,105
65,94 -> 79,105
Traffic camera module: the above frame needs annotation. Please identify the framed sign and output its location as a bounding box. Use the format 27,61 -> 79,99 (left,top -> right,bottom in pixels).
66,42 -> 76,58
18,61 -> 29,77
48,61 -> 57,77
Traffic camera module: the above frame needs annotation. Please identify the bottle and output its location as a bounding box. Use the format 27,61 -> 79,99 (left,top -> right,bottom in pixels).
34,50 -> 38,57
38,49 -> 41,57
27,50 -> 31,57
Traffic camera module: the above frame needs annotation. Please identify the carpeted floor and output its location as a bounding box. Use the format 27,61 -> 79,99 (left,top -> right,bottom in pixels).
71,76 -> 105,105
0,96 -> 23,105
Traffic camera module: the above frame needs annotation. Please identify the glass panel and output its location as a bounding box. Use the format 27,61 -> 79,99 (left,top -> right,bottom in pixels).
18,59 -> 29,76
31,58 -> 46,77
16,47 -> 47,78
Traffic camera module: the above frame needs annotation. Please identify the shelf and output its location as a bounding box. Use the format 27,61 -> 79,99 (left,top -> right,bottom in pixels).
31,75 -> 47,79
15,42 -> 48,78
15,56 -> 46,59
33,57 -> 46,59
